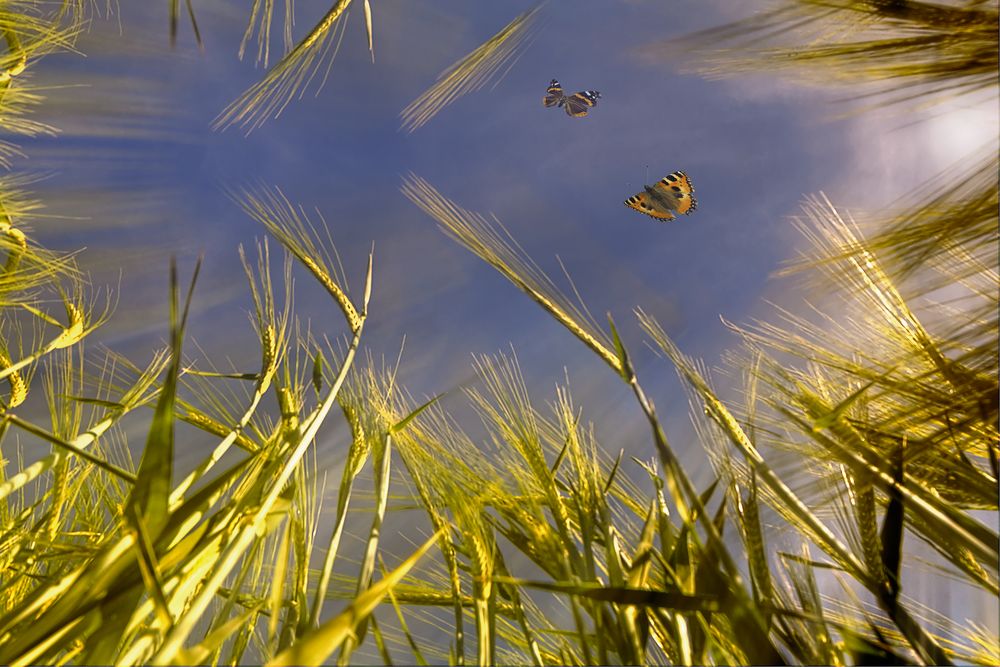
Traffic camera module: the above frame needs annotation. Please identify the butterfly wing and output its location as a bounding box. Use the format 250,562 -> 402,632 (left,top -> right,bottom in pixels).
624,191 -> 677,221
651,171 -> 697,216
563,90 -> 601,117
624,171 -> 697,222
543,79 -> 564,107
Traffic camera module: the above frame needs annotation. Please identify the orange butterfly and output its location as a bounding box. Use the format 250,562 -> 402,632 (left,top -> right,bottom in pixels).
624,171 -> 697,222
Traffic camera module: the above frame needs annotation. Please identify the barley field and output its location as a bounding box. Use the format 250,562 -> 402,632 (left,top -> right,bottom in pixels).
0,1 -> 996,665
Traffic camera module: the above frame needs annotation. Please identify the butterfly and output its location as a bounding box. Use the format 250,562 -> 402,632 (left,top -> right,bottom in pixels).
542,79 -> 602,117
624,171 -> 698,222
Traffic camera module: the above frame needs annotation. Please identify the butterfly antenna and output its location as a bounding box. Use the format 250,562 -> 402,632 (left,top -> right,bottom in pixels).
644,164 -> 649,184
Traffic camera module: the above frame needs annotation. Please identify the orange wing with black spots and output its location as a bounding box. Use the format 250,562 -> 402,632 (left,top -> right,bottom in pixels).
624,170 -> 697,222
624,191 -> 677,221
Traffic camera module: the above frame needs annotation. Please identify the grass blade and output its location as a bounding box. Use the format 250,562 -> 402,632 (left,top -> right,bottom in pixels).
399,5 -> 541,132
268,529 -> 443,667
880,440 -> 906,605
127,258 -> 199,537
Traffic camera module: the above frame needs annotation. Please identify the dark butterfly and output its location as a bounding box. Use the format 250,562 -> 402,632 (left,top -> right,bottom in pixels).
624,171 -> 697,222
543,79 -> 601,117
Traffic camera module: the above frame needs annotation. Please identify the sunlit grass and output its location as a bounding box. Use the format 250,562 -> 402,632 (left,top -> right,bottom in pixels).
639,0 -> 999,109
399,5 -> 542,133
400,173 -> 621,376
0,0 -> 994,665
214,0 -> 354,134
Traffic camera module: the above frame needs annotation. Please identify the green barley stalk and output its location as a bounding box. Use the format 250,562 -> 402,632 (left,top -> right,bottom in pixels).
215,0 -> 353,133
400,5 -> 542,132
640,0 -> 999,108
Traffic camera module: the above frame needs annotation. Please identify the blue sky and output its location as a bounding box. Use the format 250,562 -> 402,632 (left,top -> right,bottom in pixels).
22,1 -> 996,458
14,0 -> 998,650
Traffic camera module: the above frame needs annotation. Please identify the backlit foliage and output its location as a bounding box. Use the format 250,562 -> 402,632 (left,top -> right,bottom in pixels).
0,1 -> 994,665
